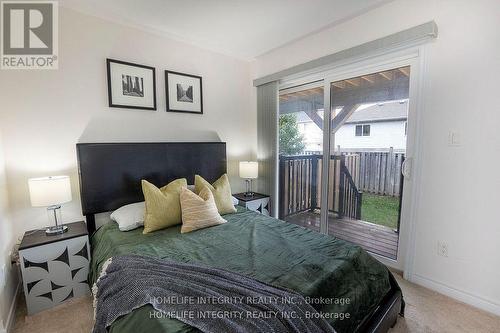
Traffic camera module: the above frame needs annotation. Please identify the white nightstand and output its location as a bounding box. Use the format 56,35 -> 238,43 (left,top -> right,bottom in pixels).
233,193 -> 271,216
18,221 -> 91,315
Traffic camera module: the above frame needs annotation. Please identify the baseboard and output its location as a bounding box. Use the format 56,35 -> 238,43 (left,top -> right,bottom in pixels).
5,280 -> 20,333
411,273 -> 500,316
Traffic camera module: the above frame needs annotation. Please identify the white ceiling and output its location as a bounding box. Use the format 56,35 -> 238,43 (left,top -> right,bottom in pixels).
60,0 -> 392,60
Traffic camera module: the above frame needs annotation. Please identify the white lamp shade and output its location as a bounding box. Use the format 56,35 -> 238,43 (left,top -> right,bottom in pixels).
28,176 -> 72,207
239,161 -> 258,179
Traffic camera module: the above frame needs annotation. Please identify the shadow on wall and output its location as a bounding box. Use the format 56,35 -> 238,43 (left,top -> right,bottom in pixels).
78,113 -> 221,143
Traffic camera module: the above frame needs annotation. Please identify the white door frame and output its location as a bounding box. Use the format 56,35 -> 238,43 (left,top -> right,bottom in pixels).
279,46 -> 427,275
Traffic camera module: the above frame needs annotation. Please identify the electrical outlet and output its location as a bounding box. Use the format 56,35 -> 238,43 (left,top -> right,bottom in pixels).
437,241 -> 449,257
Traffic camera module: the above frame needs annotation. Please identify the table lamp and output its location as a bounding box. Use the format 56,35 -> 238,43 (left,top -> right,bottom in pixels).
239,161 -> 258,197
28,175 -> 72,235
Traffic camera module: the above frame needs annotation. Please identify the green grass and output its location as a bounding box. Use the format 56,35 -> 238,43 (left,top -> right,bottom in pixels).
361,193 -> 400,229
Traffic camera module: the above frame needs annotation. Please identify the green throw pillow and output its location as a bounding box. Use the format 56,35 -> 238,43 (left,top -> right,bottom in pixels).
194,174 -> 236,215
142,178 -> 187,234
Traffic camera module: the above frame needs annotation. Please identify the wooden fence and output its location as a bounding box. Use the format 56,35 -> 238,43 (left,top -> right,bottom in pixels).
342,148 -> 405,197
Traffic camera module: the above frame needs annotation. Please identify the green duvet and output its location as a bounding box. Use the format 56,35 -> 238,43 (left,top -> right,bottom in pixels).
90,207 -> 392,333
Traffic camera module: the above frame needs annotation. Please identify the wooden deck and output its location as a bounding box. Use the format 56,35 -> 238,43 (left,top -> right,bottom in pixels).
284,211 -> 399,260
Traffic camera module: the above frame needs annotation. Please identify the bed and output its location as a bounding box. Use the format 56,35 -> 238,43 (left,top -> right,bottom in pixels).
77,142 -> 404,333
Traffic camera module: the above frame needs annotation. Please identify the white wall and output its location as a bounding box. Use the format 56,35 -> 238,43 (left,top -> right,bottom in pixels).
0,132 -> 18,332
335,121 -> 407,150
255,0 -> 500,315
0,6 -> 255,272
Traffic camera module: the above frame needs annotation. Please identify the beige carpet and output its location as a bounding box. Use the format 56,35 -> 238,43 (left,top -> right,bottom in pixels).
12,274 -> 500,333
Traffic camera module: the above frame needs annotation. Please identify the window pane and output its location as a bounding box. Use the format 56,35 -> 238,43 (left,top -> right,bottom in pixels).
279,85 -> 324,155
278,83 -> 325,230
363,125 -> 370,136
355,125 -> 362,136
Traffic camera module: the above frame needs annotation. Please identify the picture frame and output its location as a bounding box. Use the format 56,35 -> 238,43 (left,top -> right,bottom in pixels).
106,59 -> 157,110
165,70 -> 203,114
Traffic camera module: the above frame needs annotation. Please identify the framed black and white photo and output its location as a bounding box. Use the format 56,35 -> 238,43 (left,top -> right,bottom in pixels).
165,70 -> 203,114
106,59 -> 156,110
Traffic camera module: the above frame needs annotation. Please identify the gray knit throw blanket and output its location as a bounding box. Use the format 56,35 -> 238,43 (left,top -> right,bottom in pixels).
92,255 -> 336,333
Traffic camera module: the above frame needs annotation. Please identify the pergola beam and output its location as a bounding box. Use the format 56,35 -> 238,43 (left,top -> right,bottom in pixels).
279,69 -> 409,141
331,75 -> 409,107
304,106 -> 324,129
360,75 -> 374,83
398,67 -> 410,76
331,104 -> 360,133
379,71 -> 393,80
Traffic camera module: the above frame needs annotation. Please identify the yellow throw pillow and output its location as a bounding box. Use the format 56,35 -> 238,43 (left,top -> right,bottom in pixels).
142,178 -> 187,234
180,186 -> 226,233
194,174 -> 237,215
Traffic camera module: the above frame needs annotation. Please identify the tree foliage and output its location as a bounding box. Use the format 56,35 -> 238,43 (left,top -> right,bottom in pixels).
279,114 -> 305,156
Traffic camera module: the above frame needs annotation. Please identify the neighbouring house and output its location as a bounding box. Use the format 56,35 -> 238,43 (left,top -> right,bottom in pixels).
295,100 -> 408,153
294,111 -> 323,153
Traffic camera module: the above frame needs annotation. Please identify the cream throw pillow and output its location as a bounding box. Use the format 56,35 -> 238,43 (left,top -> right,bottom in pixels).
180,186 -> 226,233
194,174 -> 237,215
142,178 -> 187,234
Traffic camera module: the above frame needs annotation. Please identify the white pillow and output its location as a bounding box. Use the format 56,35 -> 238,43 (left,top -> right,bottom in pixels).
110,202 -> 145,231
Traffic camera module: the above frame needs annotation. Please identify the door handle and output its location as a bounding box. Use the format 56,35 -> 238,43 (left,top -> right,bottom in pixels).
402,157 -> 412,179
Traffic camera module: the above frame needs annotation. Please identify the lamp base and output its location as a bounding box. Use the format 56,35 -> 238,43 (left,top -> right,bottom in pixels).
244,179 -> 255,198
46,225 -> 68,235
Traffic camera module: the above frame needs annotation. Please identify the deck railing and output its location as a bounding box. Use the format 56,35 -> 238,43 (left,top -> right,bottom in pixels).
338,161 -> 363,220
279,154 -> 362,220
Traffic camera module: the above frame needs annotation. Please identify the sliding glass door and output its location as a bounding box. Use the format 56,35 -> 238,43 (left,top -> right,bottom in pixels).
326,66 -> 410,261
278,59 -> 416,270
